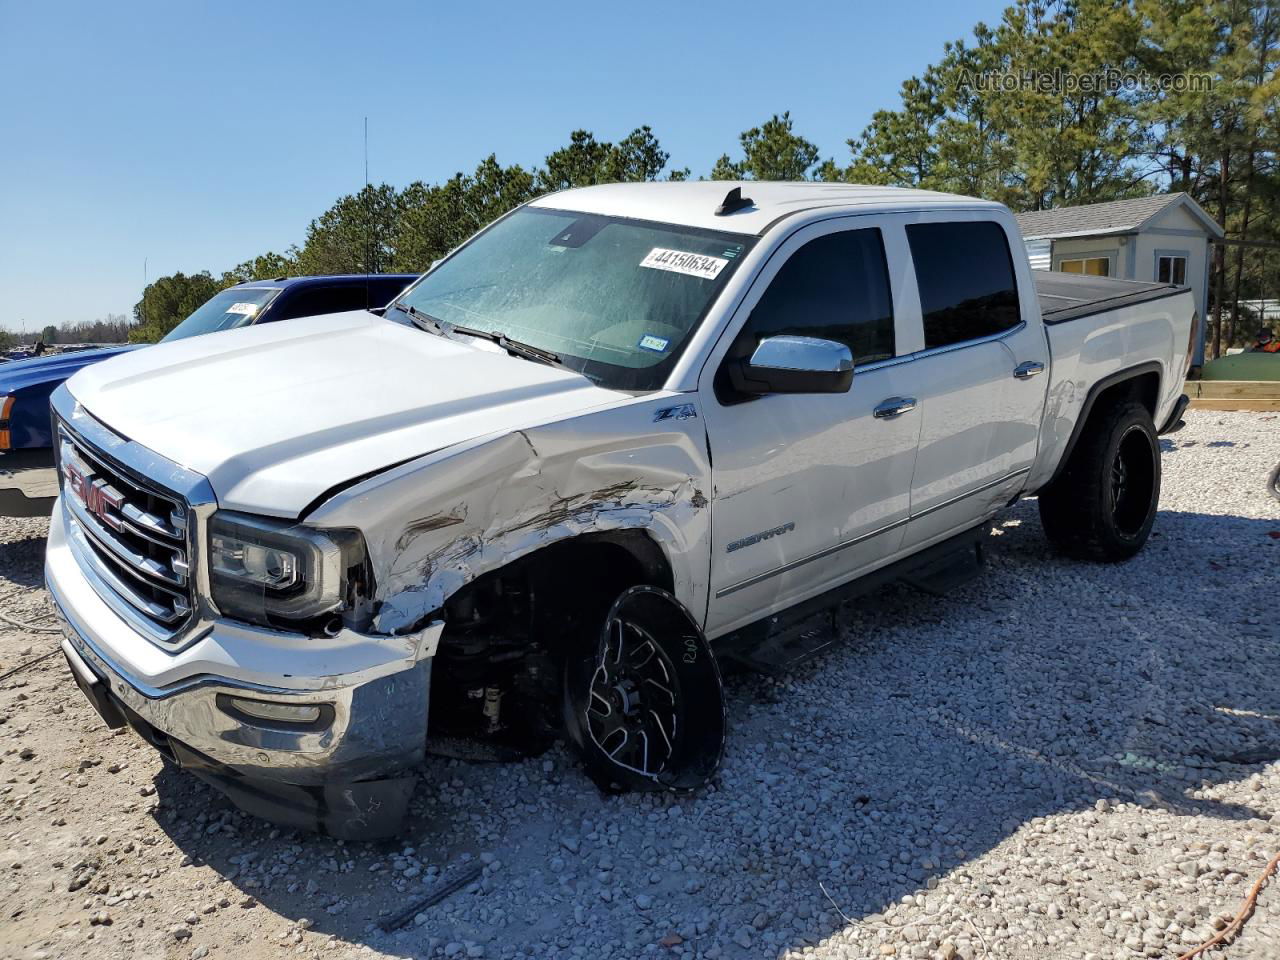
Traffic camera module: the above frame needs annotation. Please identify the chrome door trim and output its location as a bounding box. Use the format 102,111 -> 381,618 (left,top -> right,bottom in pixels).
850,354 -> 916,374
909,321 -> 1027,362
823,322 -> 1028,379
713,467 -> 1030,599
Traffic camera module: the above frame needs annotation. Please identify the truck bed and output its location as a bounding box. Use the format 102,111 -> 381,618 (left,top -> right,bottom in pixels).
1034,271 -> 1185,325
1028,270 -> 1196,494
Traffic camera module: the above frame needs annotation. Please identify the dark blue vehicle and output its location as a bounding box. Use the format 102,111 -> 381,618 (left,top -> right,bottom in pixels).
0,274 -> 416,515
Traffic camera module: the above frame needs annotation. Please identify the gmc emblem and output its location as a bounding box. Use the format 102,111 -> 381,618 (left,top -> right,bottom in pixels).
63,460 -> 124,531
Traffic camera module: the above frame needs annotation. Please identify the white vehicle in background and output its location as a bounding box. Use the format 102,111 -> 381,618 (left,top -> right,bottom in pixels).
46,182 -> 1196,838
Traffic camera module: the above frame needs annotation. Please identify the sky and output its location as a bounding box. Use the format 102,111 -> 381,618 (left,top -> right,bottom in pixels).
0,0 -> 1012,332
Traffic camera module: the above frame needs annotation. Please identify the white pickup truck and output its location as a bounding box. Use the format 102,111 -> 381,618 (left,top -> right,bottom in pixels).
47,182 -> 1196,838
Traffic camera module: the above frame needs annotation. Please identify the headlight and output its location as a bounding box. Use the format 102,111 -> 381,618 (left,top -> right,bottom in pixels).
208,512 -> 372,632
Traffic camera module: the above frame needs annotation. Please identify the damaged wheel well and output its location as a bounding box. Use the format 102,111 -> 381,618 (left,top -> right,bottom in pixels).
442,530 -> 674,641
425,532 -> 676,749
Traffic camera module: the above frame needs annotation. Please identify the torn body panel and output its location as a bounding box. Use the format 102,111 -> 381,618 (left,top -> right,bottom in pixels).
307,394 -> 713,634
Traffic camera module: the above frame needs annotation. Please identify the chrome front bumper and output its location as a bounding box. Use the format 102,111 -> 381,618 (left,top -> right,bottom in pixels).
47,503 -> 441,835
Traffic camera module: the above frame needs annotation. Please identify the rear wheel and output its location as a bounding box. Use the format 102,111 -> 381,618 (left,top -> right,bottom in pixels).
563,586 -> 725,793
1039,401 -> 1161,562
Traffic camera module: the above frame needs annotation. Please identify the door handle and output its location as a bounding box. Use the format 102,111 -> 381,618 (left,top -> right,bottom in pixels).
874,397 -> 917,419
1013,360 -> 1045,380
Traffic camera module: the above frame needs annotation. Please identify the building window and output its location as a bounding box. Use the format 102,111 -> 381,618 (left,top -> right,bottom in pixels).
1059,257 -> 1111,277
1157,255 -> 1187,286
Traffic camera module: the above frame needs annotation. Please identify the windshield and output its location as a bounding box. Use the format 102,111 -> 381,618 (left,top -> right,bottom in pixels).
394,207 -> 754,390
161,288 -> 280,342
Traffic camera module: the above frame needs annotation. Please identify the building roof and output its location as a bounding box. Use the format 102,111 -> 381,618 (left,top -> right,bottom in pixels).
531,181 -> 1005,236
1014,192 -> 1223,240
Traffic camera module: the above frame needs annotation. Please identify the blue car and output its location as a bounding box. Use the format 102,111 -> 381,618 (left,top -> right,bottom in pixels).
0,274 -> 416,515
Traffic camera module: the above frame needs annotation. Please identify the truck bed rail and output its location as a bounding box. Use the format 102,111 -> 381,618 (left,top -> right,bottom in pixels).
1034,272 -> 1185,325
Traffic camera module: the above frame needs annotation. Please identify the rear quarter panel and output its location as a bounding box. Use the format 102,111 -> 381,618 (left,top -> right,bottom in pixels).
1029,288 -> 1194,491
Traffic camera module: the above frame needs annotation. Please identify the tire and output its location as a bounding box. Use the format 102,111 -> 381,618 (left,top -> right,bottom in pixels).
562,585 -> 726,794
1039,400 -> 1161,562
1268,462 -> 1280,503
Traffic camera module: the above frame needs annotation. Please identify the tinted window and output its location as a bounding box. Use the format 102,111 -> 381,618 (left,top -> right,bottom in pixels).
906,221 -> 1021,349
275,285 -> 370,321
733,228 -> 894,367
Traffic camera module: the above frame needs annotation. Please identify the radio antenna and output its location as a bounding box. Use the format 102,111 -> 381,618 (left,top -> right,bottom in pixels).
363,116 -> 371,311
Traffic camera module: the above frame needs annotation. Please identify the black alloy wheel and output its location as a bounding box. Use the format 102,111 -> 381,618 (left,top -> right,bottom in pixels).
563,586 -> 725,793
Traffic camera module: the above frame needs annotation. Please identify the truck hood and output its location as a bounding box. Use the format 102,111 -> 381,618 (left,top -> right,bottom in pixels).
66,310 -> 628,516
0,345 -> 142,394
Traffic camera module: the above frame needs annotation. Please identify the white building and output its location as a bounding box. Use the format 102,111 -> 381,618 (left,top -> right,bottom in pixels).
1015,193 -> 1223,363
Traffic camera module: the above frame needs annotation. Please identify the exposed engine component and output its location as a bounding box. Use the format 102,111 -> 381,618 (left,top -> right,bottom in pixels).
429,566 -> 558,756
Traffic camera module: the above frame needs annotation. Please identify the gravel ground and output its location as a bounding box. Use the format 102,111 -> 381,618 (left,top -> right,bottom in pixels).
2,409 -> 1278,960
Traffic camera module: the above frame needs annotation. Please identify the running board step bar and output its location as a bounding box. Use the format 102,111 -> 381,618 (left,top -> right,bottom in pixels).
717,524 -> 991,675
899,539 -> 986,596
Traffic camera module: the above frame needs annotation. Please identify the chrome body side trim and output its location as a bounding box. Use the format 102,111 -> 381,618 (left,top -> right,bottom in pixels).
908,467 -> 1029,521
714,468 -> 1029,598
716,517 -> 912,598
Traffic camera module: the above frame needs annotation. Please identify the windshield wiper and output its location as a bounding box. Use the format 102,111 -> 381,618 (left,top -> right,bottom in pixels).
394,305 -> 564,369
450,324 -> 562,367
390,301 -> 446,336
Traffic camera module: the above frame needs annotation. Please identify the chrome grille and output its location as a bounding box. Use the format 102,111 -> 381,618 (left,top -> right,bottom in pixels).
57,423 -> 193,637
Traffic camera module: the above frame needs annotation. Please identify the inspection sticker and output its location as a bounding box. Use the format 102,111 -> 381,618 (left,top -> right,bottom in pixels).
226,302 -> 260,316
640,247 -> 728,280
638,334 -> 670,353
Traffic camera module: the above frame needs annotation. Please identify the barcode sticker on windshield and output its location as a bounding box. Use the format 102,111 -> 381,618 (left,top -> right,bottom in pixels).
226,302 -> 260,316
640,248 -> 729,280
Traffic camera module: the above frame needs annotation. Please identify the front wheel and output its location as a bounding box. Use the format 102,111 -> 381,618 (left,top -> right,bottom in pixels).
563,586 -> 726,793
1039,400 -> 1161,562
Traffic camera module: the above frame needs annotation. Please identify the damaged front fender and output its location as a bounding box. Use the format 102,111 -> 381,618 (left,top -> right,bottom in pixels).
306,394 -> 713,634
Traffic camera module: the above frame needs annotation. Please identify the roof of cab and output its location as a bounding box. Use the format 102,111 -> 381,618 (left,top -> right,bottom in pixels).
229,274 -> 419,290
529,181 -> 1005,235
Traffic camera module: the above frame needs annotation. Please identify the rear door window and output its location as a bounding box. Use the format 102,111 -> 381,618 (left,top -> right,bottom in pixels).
906,221 -> 1021,349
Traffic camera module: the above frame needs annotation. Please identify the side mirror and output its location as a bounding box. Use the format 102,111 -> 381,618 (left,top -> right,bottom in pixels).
727,335 -> 854,395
